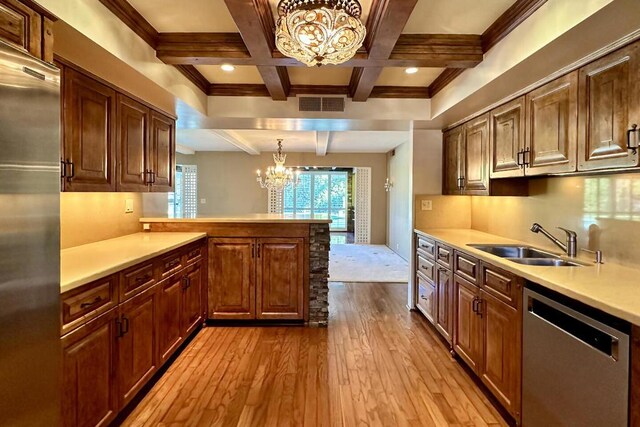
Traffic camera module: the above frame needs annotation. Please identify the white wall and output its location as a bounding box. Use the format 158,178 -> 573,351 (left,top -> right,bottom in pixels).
387,142 -> 412,260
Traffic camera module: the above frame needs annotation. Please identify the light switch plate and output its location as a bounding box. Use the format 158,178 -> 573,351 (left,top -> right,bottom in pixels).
421,200 -> 432,211
125,199 -> 134,213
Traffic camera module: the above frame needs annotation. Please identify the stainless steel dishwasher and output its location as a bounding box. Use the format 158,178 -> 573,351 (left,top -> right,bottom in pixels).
522,283 -> 630,426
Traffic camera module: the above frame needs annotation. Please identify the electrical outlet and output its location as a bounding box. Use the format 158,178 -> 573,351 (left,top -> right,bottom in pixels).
200,198 -> 207,204
421,200 -> 432,211
142,223 -> 151,230
125,199 -> 134,213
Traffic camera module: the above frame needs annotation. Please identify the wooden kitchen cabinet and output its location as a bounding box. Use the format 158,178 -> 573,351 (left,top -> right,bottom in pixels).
182,261 -> 204,336
117,286 -> 158,408
62,67 -> 117,192
480,289 -> 521,421
148,111 -> 175,192
59,61 -> 176,193
463,113 -> 491,194
116,94 -> 150,192
443,125 -> 464,194
157,274 -> 183,364
454,274 -> 483,374
256,238 -> 304,320
578,41 -> 640,171
0,0 -> 55,62
525,71 -> 578,175
416,274 -> 436,324
61,309 -> 119,427
435,266 -> 453,344
208,238 -> 256,320
490,96 -> 526,178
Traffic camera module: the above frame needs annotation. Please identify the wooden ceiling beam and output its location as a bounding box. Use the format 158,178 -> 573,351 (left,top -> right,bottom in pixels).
208,84 -> 431,99
173,65 -> 210,94
98,0 -> 158,48
427,0 -> 548,98
349,0 -> 419,102
224,0 -> 290,101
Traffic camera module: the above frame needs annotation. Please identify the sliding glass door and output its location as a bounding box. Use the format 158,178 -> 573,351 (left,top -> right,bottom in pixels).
284,171 -> 348,231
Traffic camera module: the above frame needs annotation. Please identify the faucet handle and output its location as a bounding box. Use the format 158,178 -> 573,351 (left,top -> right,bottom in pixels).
557,227 -> 577,238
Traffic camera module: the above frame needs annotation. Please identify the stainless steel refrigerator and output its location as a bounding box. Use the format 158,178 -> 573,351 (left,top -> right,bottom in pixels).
0,41 -> 61,425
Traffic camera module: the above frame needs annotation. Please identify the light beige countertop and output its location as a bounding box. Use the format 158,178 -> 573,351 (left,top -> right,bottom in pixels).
140,213 -> 331,224
61,232 -> 206,294
416,228 -> 640,325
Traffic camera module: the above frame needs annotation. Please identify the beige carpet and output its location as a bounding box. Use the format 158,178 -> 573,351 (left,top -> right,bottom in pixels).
329,244 -> 409,283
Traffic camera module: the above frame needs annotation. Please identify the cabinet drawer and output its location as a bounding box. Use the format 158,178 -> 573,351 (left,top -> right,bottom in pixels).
480,263 -> 522,308
454,251 -> 479,283
157,251 -> 184,280
416,275 -> 436,324
120,262 -> 155,301
416,254 -> 435,281
184,244 -> 204,265
436,242 -> 453,268
61,275 -> 117,335
416,235 -> 435,258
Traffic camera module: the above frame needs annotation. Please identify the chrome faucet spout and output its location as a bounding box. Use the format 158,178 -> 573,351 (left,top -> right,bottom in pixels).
529,223 -> 577,257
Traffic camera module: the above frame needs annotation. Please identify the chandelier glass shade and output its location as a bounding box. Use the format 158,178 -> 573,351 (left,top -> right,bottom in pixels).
256,140 -> 300,192
275,0 -> 366,67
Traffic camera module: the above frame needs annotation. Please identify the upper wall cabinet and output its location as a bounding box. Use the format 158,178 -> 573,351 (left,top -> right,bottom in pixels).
524,71 -> 578,176
443,126 -> 464,194
490,97 -> 525,178
0,0 -> 55,63
463,114 -> 490,194
59,61 -> 176,193
578,42 -> 640,171
63,68 -> 117,192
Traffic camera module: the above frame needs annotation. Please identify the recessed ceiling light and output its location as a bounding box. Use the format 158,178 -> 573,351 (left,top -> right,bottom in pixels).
221,64 -> 235,72
405,67 -> 419,74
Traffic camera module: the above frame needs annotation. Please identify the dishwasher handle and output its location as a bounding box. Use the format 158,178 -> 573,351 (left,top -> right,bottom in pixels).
527,296 -> 620,360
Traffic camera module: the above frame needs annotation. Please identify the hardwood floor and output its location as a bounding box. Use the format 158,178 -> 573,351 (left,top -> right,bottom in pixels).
122,282 -> 507,426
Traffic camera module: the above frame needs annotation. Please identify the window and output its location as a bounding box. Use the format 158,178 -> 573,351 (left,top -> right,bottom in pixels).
284,171 -> 348,231
168,164 -> 198,218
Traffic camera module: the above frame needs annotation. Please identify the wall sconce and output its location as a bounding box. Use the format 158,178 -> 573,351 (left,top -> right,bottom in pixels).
384,177 -> 393,192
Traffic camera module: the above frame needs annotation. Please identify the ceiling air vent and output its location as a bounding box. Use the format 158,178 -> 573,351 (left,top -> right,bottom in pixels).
298,96 -> 345,112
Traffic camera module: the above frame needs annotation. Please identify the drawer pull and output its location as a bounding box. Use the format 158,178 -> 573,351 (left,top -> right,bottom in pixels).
80,296 -> 102,309
188,250 -> 199,258
167,260 -> 180,269
135,274 -> 152,283
419,244 -> 431,250
420,294 -> 427,300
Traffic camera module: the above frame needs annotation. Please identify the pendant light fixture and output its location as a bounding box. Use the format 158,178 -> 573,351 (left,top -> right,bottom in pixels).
275,0 -> 367,67
256,139 -> 300,192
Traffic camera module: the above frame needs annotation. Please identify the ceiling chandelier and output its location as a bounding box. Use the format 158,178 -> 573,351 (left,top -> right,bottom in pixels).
275,0 -> 367,67
256,139 -> 300,192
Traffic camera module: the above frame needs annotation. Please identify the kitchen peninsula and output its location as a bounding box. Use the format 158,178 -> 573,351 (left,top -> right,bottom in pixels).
140,214 -> 331,326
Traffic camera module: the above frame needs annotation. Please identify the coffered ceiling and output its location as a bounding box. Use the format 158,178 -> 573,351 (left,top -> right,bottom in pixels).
101,0 -> 545,101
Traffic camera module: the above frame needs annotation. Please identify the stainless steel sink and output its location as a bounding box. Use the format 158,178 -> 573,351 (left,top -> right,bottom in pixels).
467,244 -> 558,259
509,258 -> 588,267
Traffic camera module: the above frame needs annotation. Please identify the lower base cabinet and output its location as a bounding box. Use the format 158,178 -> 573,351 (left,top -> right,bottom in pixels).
416,274 -> 436,323
117,286 -> 158,408
61,240 -> 206,427
435,266 -> 454,343
62,309 -> 119,427
209,237 -> 305,320
453,274 -> 483,373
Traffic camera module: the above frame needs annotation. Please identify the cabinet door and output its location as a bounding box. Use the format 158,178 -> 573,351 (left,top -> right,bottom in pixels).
525,71 -> 578,175
454,275 -> 483,374
435,267 -> 453,344
490,97 -> 525,178
63,68 -> 117,191
256,238 -> 304,320
148,111 -> 175,192
442,126 -> 464,194
157,275 -> 183,364
117,287 -> 158,408
0,0 -> 42,58
209,238 -> 255,319
416,275 -> 436,324
116,94 -> 150,192
480,290 -> 521,421
61,309 -> 118,427
463,114 -> 490,194
578,41 -> 640,171
182,261 -> 204,336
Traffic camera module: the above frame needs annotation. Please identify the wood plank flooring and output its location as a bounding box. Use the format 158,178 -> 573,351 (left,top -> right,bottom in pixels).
122,282 -> 507,426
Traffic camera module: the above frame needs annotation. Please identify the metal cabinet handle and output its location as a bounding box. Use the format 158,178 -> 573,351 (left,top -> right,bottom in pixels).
627,124 -> 639,154
476,299 -> 483,318
117,316 -> 129,338
66,159 -> 75,181
472,297 -> 479,313
60,160 -> 67,178
523,148 -> 531,168
135,274 -> 151,283
182,276 -> 191,290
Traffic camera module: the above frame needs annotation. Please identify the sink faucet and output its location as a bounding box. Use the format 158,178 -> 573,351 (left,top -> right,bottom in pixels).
530,223 -> 577,257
